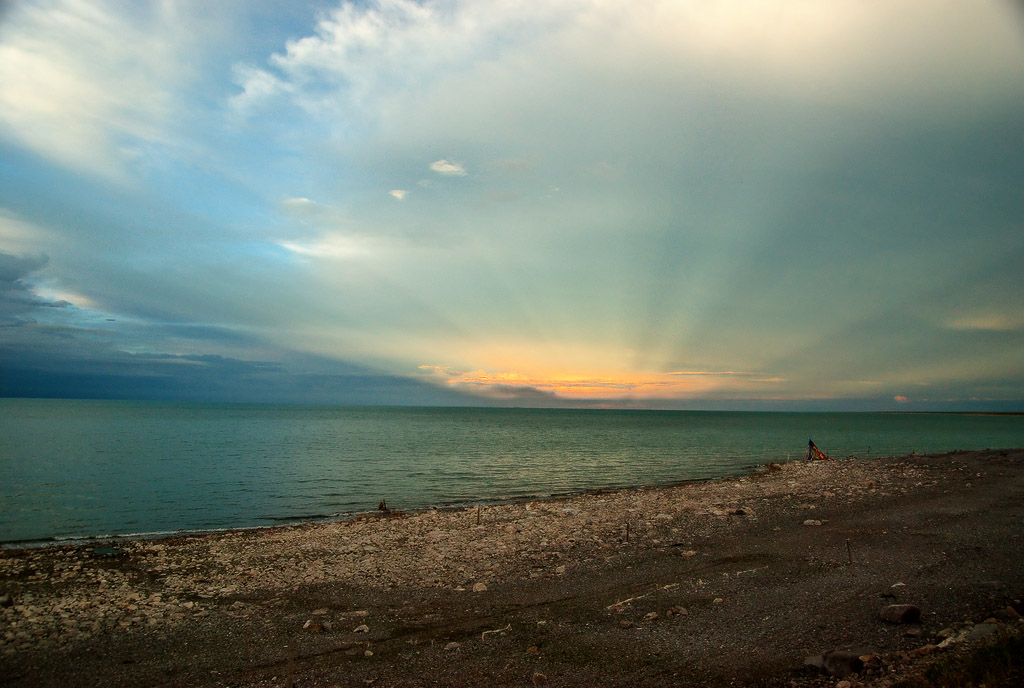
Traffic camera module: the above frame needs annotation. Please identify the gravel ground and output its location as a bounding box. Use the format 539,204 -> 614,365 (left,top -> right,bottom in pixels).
1,448 -> 1022,687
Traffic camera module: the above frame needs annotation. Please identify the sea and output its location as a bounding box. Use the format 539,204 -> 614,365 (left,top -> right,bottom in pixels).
2,399 -> 1023,547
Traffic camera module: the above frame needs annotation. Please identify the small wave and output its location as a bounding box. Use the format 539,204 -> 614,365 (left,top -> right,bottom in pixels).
267,512 -> 333,523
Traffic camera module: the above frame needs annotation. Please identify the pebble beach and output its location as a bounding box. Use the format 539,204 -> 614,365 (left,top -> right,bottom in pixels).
2,449 -> 1023,687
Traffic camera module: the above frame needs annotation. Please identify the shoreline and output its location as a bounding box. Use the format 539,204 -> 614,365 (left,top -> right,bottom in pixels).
1,462 -> 777,552
3,448 -> 1023,686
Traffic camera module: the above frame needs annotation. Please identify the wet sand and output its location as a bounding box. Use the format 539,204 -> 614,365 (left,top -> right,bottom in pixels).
2,449 -> 1023,686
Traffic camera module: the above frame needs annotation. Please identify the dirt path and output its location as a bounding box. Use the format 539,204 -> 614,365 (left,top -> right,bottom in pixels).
2,449 -> 1023,687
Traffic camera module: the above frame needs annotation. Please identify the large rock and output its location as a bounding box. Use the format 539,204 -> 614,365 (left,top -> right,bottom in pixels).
823,650 -> 864,678
879,604 -> 921,624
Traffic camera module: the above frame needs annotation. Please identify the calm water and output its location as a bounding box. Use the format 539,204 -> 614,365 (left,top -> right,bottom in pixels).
2,399 -> 1022,545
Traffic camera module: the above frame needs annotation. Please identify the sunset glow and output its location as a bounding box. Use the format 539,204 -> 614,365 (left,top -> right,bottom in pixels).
1,0 -> 1022,410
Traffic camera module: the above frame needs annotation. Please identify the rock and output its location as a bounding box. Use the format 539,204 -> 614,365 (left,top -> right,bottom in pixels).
803,655 -> 824,672
823,650 -> 864,678
303,619 -> 324,632
472,582 -> 487,593
312,608 -> 328,615
0,595 -> 11,608
643,612 -> 659,621
966,623 -> 999,641
990,606 -> 1021,623
803,519 -> 822,527
532,672 -> 548,686
444,641 -> 460,651
879,604 -> 921,624
354,624 -> 370,633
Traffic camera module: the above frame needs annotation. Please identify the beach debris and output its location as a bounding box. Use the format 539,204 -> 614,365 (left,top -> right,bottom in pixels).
480,623 -> 511,640
806,650 -> 863,678
802,519 -> 823,527
377,499 -> 389,512
444,641 -> 460,651
879,604 -> 922,624
354,624 -> 370,633
605,583 -> 679,610
472,582 -> 488,592
806,439 -> 831,461
303,619 -> 325,632
532,672 -> 548,685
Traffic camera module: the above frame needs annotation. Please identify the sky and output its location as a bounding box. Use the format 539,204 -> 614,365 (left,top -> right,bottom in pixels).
1,0 -> 1023,410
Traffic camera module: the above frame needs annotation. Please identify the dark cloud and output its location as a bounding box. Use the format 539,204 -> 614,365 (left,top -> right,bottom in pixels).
0,250 -> 481,405
0,251 -> 70,321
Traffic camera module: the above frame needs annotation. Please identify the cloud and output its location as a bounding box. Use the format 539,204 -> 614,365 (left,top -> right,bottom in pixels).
277,236 -> 373,260
231,0 -> 574,114
667,370 -> 755,377
429,159 -> 467,176
0,251 -> 71,321
0,253 -> 473,405
2,1 -> 1022,410
0,1 -> 202,181
229,64 -> 291,114
416,364 -> 789,404
946,314 -> 1024,332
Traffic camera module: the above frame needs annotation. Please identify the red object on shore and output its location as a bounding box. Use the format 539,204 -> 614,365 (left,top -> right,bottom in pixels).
806,439 -> 831,460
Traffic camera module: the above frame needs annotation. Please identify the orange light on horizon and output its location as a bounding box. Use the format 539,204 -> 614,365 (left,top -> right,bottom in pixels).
418,364 -> 786,401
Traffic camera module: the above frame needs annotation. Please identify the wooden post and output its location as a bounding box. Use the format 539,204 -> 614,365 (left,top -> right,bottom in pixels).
285,642 -> 295,688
